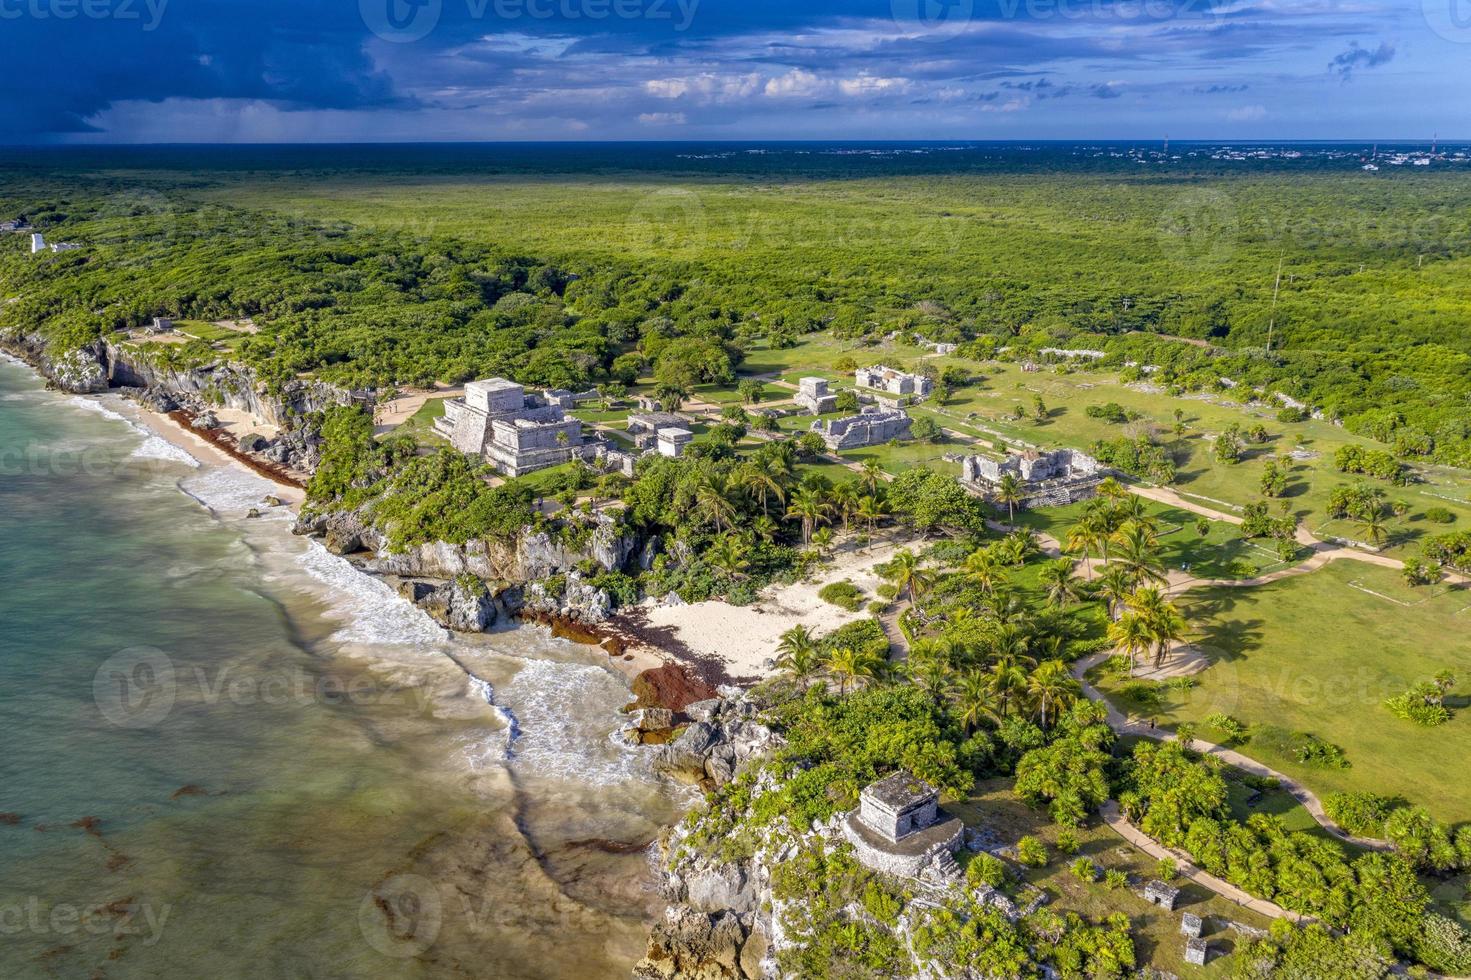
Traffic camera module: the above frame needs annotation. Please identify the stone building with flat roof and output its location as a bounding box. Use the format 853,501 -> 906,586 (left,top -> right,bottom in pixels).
435,378 -> 584,477
812,407 -> 911,450
795,377 -> 838,415
855,365 -> 933,401
962,447 -> 1105,509
841,772 -> 963,877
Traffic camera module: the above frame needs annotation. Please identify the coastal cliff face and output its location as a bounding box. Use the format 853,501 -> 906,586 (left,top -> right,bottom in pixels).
293,508 -> 640,628
637,694 -> 786,980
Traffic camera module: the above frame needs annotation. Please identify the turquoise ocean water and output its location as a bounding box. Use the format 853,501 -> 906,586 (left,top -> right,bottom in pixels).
0,356 -> 678,979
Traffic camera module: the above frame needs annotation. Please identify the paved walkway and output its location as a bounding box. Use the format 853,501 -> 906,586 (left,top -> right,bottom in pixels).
1099,801 -> 1312,923
1073,651 -> 1393,852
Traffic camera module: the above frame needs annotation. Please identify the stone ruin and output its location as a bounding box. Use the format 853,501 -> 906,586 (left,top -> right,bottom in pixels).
855,365 -> 933,401
812,407 -> 911,450
841,772 -> 963,877
794,377 -> 838,415
1143,879 -> 1180,911
961,447 -> 1105,509
1185,937 -> 1209,966
434,378 -> 585,477
1180,912 -> 1203,938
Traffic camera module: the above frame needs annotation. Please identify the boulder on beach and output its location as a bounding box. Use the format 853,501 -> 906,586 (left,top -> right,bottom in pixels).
191,411 -> 219,431
629,663 -> 718,714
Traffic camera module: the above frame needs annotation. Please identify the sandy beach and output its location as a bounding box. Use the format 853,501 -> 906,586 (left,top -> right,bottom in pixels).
614,536 -> 907,681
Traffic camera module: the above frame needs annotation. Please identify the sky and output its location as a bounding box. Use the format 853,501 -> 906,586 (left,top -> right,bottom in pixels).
3,0 -> 1467,142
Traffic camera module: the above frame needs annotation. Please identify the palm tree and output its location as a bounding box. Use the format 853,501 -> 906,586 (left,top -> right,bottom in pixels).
1039,558 -> 1083,608
858,460 -> 885,497
1357,509 -> 1389,548
964,546 -> 1006,595
655,383 -> 688,413
785,487 -> 832,546
1093,564 -> 1134,621
985,654 -> 1031,718
1113,522 -> 1166,587
775,625 -> 820,683
1066,515 -> 1104,575
1128,587 -> 1188,669
830,480 -> 859,534
751,514 -> 779,543
996,472 -> 1024,523
740,464 -> 785,519
1098,477 -> 1128,502
854,494 -> 887,547
1027,659 -> 1081,731
706,533 -> 751,578
950,670 -> 999,733
1107,612 -> 1152,678
696,475 -> 738,534
824,645 -> 885,695
886,549 -> 933,611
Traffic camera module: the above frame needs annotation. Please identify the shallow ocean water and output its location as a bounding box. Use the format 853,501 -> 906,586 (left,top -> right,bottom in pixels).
0,357 -> 680,979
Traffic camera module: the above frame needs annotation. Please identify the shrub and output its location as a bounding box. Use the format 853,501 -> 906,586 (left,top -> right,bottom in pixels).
1085,402 -> 1134,425
1416,913 -> 1471,975
1055,829 -> 1080,855
1203,712 -> 1250,745
1103,869 -> 1128,890
1156,857 -> 1178,882
1120,681 -> 1164,709
1293,733 -> 1350,770
1070,858 -> 1097,883
1277,407 -> 1308,423
818,580 -> 866,612
1323,792 -> 1395,838
1016,836 -> 1048,868
1425,506 -> 1455,525
966,853 -> 1007,889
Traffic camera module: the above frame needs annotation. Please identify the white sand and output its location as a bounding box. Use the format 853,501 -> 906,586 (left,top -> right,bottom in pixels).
627,536 -> 909,678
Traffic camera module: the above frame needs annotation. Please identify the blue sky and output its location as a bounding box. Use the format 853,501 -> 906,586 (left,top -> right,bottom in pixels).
5,0 -> 1467,142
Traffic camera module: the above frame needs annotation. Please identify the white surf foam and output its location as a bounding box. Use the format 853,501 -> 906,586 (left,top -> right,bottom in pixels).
296,540 -> 448,647
178,466 -> 282,516
65,395 -> 129,423
131,434 -> 202,468
457,674 -> 520,768
499,658 -> 650,787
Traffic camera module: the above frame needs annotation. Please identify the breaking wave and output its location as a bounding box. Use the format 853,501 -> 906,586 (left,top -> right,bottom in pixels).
295,540 -> 448,647
132,434 -> 201,468
499,658 -> 649,787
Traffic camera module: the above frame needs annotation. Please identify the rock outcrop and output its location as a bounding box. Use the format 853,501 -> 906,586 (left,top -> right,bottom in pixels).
651,695 -> 783,789
416,577 -> 499,632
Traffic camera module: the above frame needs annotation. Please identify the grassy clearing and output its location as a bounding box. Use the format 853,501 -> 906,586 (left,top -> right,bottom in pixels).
948,778 -> 1273,978
1094,562 -> 1471,823
1012,497 -> 1285,581
388,398 -> 447,443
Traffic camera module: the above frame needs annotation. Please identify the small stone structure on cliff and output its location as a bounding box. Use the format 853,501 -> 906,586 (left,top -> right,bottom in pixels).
962,447 -> 1105,509
841,772 -> 963,877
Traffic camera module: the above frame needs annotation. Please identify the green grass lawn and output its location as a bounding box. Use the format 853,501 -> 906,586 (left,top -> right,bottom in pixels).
948,778 -> 1273,978
1012,498 -> 1285,581
1095,561 -> 1471,823
388,397 -> 448,443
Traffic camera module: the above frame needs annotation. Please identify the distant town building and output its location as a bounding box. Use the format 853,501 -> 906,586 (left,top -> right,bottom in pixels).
962,448 -> 1105,509
794,377 -> 838,415
812,407 -> 911,450
148,317 -> 174,334
655,427 -> 694,458
30,233 -> 81,254
434,378 -> 585,477
841,772 -> 964,877
0,219 -> 27,233
30,233 -> 45,254
855,365 -> 933,401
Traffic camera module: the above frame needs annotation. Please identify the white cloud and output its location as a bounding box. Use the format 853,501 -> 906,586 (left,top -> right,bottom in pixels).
1226,104 -> 1268,121
638,112 -> 687,125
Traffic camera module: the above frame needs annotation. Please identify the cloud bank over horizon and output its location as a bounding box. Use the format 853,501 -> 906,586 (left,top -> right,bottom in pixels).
3,0 -> 1463,142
